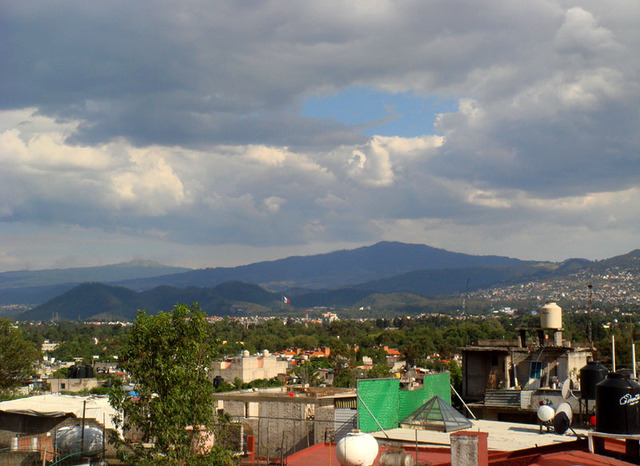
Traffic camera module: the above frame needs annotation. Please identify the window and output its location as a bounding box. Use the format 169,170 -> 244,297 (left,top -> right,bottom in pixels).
530,361 -> 542,379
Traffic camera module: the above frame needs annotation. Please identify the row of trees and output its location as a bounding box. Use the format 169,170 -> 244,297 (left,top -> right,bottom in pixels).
8,306 -> 639,381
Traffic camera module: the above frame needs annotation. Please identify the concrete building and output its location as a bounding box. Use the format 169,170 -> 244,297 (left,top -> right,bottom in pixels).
460,303 -> 594,422
321,312 -> 339,324
48,378 -> 99,394
211,350 -> 290,384
461,340 -> 592,402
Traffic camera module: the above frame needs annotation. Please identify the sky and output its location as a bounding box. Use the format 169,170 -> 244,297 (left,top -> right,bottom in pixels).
1,1 -> 639,272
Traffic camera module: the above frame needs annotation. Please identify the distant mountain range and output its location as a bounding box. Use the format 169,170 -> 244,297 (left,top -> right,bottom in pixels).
114,241 -> 525,290
0,260 -> 191,308
5,242 -> 640,321
0,260 -> 191,289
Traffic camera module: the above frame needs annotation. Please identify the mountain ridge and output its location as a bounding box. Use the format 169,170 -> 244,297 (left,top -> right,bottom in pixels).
112,241 -> 525,291
0,260 -> 191,290
7,242 -> 640,320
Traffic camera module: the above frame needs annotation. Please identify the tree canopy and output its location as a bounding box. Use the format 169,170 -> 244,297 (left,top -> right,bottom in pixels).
0,319 -> 40,396
109,304 -> 233,465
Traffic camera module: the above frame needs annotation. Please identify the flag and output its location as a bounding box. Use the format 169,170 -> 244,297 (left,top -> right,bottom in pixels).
283,296 -> 291,304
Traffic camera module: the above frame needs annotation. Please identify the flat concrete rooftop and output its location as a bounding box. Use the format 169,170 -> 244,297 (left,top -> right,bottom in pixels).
371,419 -> 589,452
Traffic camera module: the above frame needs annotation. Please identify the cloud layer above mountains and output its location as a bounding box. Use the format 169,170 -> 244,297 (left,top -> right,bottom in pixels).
1,1 -> 639,271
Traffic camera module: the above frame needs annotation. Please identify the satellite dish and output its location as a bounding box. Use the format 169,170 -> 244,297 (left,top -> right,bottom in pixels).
561,379 -> 574,400
556,402 -> 573,424
537,404 -> 555,422
553,411 -> 571,435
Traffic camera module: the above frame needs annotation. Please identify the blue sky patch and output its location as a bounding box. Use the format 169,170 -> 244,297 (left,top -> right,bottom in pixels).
301,86 -> 457,138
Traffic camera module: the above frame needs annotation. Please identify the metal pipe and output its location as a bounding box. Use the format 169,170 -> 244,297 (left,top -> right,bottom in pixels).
80,400 -> 86,453
450,384 -> 476,419
612,335 -> 616,372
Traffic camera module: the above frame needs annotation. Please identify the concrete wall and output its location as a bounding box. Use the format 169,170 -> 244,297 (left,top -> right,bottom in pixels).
49,378 -> 99,394
212,356 -> 289,383
216,395 -> 337,458
0,451 -> 40,465
463,352 -> 496,400
0,413 -> 73,448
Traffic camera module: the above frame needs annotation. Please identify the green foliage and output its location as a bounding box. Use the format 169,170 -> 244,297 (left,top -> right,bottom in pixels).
214,377 -> 283,392
52,367 -> 69,379
291,357 -> 333,386
0,319 -> 41,394
448,360 -> 462,391
333,367 -> 356,388
89,384 -> 111,395
29,321 -> 129,362
367,364 -> 392,379
109,304 -> 233,464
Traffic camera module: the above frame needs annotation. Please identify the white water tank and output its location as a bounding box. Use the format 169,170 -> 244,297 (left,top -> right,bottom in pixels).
336,431 -> 379,466
537,404 -> 555,422
540,302 -> 562,329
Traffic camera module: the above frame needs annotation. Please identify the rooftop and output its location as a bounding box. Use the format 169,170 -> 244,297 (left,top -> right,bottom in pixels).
213,386 -> 357,403
371,419 -> 589,451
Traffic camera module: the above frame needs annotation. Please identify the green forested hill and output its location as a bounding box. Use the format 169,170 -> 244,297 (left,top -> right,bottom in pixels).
18,281 -> 279,321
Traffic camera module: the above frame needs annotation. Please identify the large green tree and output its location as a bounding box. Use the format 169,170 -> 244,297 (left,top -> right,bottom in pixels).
109,304 -> 234,465
0,319 -> 41,396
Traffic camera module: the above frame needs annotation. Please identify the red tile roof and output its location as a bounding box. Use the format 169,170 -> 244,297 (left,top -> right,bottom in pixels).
284,443 -> 450,466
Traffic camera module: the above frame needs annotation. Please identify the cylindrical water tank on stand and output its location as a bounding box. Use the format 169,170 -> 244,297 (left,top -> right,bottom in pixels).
596,372 -> 640,434
540,302 -> 562,329
580,361 -> 608,400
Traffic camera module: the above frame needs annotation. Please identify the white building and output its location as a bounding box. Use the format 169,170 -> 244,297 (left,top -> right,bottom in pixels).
211,350 -> 289,384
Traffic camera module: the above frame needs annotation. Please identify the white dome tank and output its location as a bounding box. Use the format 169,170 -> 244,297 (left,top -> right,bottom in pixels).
336,431 -> 379,466
540,302 -> 562,330
537,404 -> 555,422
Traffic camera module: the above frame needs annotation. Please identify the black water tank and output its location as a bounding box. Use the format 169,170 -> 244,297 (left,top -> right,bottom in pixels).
85,365 -> 94,378
68,366 -> 78,378
596,372 -> 640,434
77,365 -> 86,379
580,361 -> 608,400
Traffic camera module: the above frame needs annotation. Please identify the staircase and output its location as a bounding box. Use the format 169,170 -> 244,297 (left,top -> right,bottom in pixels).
484,389 -> 533,409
